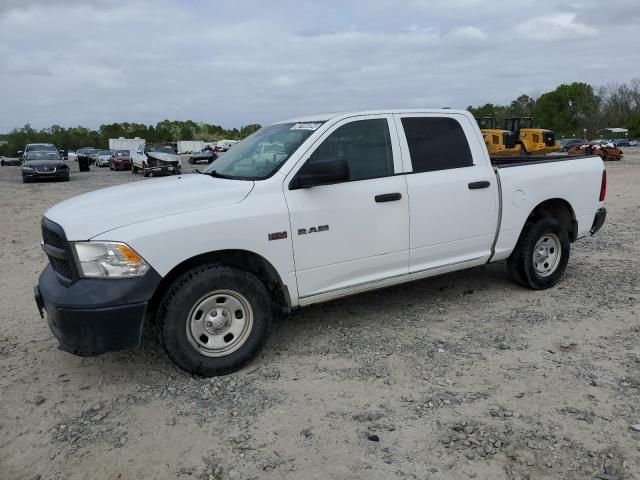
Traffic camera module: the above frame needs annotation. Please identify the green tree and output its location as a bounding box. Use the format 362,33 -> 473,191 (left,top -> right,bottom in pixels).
534,82 -> 600,136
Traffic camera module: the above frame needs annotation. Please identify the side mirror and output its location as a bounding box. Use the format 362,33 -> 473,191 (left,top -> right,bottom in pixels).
290,159 -> 350,190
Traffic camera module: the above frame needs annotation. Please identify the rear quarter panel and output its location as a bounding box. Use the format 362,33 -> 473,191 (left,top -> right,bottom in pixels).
493,156 -> 604,261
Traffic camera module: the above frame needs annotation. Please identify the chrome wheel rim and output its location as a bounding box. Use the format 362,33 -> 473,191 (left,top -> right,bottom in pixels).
186,290 -> 253,357
532,233 -> 561,277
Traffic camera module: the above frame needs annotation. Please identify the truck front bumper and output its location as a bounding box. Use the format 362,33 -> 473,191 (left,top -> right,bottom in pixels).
148,165 -> 181,174
590,207 -> 607,235
35,264 -> 162,356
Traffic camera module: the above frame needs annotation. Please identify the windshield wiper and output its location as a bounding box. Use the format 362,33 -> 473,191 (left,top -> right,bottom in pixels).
196,169 -> 234,179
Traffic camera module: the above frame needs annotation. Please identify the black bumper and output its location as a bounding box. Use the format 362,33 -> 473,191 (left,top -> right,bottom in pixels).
23,171 -> 69,180
35,264 -> 162,356
590,207 -> 606,235
148,165 -> 180,174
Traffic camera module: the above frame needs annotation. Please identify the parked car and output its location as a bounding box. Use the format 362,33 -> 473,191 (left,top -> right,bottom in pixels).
188,149 -> 217,164
89,151 -> 101,165
611,139 -> 630,147
95,150 -> 113,167
34,109 -> 607,377
22,151 -> 69,183
567,141 -> 623,161
67,151 -> 77,162
19,143 -> 60,161
110,150 -> 131,171
559,138 -> 586,152
131,143 -> 181,176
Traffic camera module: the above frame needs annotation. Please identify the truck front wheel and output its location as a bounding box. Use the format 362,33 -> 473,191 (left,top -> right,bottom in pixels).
507,217 -> 570,289
159,265 -> 273,376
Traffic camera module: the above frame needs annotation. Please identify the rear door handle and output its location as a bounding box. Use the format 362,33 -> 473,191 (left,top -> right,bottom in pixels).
468,181 -> 491,190
375,193 -> 402,202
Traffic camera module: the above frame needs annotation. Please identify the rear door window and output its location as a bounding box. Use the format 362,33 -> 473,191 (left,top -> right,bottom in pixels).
401,117 -> 473,173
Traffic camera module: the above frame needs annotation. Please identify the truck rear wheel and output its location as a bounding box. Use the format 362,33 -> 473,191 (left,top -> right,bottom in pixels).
159,265 -> 273,377
507,217 -> 570,289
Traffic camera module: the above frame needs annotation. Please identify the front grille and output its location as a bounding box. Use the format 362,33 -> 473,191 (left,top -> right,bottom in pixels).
42,226 -> 65,249
49,255 -> 73,279
544,131 -> 556,146
42,220 -> 74,281
503,132 -> 517,148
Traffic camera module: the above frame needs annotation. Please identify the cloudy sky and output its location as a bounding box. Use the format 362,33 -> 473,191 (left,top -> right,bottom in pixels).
1,0 -> 639,132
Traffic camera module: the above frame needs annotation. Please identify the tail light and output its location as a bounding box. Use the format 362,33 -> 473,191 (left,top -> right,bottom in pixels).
599,170 -> 607,202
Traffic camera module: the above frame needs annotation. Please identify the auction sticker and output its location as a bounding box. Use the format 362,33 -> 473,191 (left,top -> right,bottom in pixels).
290,122 -> 323,131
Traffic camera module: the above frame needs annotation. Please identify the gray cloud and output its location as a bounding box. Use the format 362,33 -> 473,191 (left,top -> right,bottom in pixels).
0,0 -> 639,131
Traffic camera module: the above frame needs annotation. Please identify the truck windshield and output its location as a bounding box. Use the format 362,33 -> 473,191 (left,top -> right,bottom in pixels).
202,122 -> 323,180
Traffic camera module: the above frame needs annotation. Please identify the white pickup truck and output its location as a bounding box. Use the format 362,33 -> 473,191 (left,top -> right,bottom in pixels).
130,143 -> 182,177
34,109 -> 607,377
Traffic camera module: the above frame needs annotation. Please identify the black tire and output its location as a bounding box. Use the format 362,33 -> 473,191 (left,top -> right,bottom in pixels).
159,265 -> 273,377
143,164 -> 150,177
507,217 -> 570,290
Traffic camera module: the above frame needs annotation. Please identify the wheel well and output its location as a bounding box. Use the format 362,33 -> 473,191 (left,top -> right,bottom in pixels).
526,198 -> 577,242
146,250 -> 291,326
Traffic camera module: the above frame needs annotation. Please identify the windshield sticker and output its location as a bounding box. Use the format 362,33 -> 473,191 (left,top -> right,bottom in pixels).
290,122 -> 323,131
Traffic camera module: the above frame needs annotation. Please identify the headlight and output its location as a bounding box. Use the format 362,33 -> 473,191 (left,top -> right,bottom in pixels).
22,166 -> 34,171
73,241 -> 150,278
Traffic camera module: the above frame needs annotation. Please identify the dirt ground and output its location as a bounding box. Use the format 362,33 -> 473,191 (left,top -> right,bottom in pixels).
1,152 -> 639,480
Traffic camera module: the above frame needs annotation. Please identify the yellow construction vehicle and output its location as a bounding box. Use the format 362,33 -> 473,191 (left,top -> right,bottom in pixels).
502,117 -> 560,155
475,117 -> 522,156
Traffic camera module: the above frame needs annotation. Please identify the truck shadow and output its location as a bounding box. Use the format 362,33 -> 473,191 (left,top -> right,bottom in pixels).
107,261 -> 516,378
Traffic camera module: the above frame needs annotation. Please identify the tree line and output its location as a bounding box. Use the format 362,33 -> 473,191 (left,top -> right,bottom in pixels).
467,79 -> 640,139
0,120 -> 261,157
3,79 -> 640,156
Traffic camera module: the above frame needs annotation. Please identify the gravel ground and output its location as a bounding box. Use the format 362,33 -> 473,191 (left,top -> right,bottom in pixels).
1,152 -> 639,480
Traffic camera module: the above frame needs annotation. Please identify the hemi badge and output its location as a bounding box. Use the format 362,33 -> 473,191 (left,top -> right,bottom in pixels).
268,231 -> 288,241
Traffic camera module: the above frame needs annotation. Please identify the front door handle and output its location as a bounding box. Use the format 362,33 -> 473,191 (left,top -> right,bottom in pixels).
468,180 -> 491,190
375,193 -> 402,202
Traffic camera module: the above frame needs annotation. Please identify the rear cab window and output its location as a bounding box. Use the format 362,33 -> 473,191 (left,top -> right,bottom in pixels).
399,117 -> 474,173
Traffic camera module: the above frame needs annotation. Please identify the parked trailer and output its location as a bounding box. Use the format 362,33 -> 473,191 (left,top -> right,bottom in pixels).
177,140 -> 205,154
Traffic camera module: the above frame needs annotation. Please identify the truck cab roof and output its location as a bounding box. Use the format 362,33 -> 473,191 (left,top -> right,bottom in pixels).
276,109 -> 470,124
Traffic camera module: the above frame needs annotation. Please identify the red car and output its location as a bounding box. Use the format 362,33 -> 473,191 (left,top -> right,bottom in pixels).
109,150 -> 132,171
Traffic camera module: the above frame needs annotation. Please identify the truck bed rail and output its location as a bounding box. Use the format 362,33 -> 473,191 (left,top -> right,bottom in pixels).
491,154 -> 597,168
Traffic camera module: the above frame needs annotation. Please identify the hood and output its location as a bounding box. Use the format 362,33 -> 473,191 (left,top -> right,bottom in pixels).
24,160 -> 66,167
44,174 -> 254,240
147,151 -> 180,162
